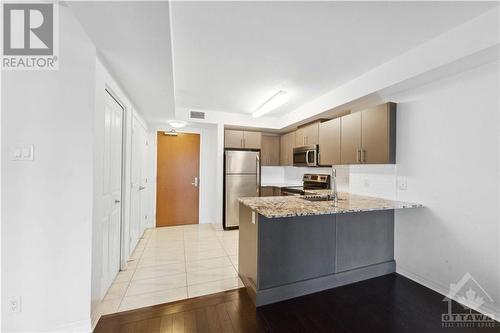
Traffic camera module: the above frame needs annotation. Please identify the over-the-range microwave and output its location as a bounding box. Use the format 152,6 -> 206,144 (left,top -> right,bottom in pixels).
293,145 -> 318,167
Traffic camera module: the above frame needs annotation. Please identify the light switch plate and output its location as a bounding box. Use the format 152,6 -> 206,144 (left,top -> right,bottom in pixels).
11,145 -> 34,161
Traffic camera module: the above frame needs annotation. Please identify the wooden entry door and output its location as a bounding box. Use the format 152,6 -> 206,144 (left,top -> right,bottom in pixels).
156,132 -> 200,226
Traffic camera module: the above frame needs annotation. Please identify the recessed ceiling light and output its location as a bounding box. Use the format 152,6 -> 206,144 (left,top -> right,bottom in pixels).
252,91 -> 289,118
167,120 -> 188,129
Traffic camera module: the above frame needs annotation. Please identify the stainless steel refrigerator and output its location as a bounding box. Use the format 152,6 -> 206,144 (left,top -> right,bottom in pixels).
224,150 -> 260,229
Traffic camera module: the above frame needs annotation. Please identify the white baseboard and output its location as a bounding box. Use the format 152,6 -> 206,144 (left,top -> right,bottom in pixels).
41,319 -> 92,333
396,266 -> 500,322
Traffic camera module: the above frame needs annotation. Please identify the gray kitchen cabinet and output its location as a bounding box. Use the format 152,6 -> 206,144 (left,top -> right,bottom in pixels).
261,135 -> 280,166
340,112 -> 362,164
360,103 -> 396,164
225,130 -> 244,149
244,131 -> 262,149
279,131 -> 295,166
318,118 -> 341,165
295,122 -> 319,147
340,102 -> 396,164
225,130 -> 262,149
260,186 -> 275,197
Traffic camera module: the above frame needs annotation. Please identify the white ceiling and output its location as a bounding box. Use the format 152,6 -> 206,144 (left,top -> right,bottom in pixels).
171,1 -> 496,117
68,1 -> 496,124
68,1 -> 175,123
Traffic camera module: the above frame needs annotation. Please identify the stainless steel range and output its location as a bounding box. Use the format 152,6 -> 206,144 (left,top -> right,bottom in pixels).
281,174 -> 331,196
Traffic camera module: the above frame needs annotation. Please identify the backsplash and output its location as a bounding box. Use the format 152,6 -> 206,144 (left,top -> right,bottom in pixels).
261,166 -> 349,191
262,164 -> 398,198
348,164 -> 397,199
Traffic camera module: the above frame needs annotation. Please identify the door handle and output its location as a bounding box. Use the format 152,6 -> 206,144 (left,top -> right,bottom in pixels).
139,185 -> 146,191
115,199 -> 121,204
256,155 -> 260,193
191,177 -> 199,187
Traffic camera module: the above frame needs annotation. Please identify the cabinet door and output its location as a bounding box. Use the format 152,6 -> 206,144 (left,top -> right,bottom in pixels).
260,186 -> 274,197
280,133 -> 288,165
273,187 -> 282,196
261,135 -> 280,166
295,128 -> 306,147
340,112 -> 362,164
361,104 -> 395,164
280,131 -> 295,165
318,118 -> 341,165
288,131 -> 296,165
304,123 -> 319,145
243,131 -> 261,149
225,130 -> 244,148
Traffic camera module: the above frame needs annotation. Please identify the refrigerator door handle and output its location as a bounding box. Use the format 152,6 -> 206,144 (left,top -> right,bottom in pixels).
256,155 -> 260,194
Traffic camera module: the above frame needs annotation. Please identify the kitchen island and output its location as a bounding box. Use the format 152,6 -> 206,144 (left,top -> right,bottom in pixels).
238,192 -> 422,306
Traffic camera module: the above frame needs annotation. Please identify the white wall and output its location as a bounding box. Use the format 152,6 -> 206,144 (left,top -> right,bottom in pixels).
350,61 -> 500,318
151,123 -> 219,226
1,6 -> 96,332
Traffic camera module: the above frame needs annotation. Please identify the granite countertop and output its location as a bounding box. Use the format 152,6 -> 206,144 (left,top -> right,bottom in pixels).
239,191 -> 422,218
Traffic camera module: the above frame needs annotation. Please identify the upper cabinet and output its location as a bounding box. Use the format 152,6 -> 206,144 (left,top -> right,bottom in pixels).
295,122 -> 319,147
318,118 -> 341,166
261,135 -> 280,166
340,103 -> 396,164
340,112 -> 362,164
279,131 -> 295,166
243,131 -> 262,149
225,130 -> 262,149
225,130 -> 244,149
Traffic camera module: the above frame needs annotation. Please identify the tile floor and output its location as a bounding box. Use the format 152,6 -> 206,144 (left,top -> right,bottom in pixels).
96,223 -> 242,316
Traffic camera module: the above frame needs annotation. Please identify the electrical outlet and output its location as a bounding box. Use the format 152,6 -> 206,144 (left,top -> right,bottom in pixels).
398,177 -> 408,191
363,178 -> 370,187
8,296 -> 21,313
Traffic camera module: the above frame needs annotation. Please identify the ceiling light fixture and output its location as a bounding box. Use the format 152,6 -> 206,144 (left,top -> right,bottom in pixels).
252,90 -> 289,118
167,120 -> 188,129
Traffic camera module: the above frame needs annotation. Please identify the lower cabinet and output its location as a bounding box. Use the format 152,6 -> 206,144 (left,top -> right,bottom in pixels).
260,186 -> 282,197
260,186 -> 274,197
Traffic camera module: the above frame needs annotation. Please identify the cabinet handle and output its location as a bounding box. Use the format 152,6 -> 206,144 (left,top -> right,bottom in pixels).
361,149 -> 366,163
357,149 -> 361,163
240,138 -> 243,148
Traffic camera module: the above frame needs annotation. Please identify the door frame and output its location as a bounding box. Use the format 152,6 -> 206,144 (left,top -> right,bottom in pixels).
153,128 -> 202,227
104,86 -> 128,270
130,114 -> 149,251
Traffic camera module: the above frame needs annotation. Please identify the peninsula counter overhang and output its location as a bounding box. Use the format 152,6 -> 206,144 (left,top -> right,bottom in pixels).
238,191 -> 423,219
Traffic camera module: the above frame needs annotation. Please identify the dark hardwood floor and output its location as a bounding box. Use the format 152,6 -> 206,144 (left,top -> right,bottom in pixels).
94,273 -> 500,333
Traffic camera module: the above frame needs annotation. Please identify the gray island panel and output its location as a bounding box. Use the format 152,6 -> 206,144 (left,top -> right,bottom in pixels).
238,203 -> 399,307
258,214 -> 335,289
336,210 -> 394,272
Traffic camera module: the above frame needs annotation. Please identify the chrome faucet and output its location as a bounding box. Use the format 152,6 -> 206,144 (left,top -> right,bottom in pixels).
330,167 -> 338,204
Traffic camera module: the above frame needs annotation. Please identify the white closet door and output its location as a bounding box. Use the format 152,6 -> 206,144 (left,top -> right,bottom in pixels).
101,91 -> 124,296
